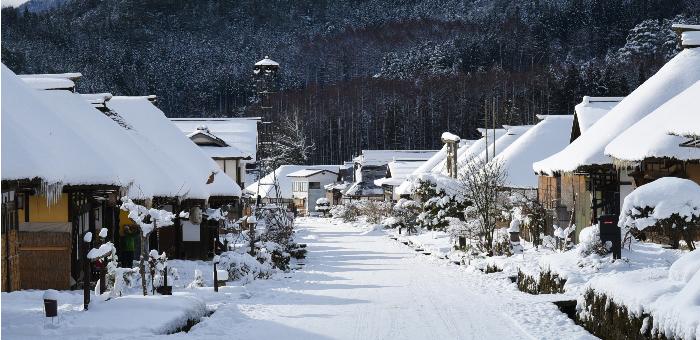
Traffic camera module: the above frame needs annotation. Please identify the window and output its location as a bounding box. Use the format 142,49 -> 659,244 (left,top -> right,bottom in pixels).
309,182 -> 321,189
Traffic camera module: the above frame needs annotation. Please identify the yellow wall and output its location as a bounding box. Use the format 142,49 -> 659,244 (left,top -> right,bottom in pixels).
118,209 -> 137,236
28,194 -> 69,223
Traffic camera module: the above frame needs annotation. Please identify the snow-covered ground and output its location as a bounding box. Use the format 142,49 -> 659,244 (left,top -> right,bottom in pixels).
2,217 -> 595,339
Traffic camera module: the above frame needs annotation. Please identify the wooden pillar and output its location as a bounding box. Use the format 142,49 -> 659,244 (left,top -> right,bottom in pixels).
81,237 -> 90,310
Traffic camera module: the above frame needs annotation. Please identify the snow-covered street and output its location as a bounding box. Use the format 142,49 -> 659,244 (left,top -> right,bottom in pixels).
175,217 -> 593,340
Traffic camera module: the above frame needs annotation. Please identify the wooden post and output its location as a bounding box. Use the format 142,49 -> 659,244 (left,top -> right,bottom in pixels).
213,262 -> 218,292
81,237 -> 90,310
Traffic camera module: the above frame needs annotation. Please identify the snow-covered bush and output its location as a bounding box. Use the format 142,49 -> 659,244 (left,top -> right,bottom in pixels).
619,177 -> 700,250
148,250 -> 168,293
575,225 -> 609,257
507,192 -> 546,246
218,250 -> 274,284
384,198 -> 421,233
315,197 -> 331,216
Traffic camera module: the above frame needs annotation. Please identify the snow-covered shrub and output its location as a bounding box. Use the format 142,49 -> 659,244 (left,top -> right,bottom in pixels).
383,198 -> 421,233
359,200 -> 392,224
218,250 -> 274,284
258,204 -> 295,247
315,198 -> 331,216
619,177 -> 700,250
507,192 -> 546,246
148,250 -> 168,293
329,203 -> 358,222
575,225 -> 609,257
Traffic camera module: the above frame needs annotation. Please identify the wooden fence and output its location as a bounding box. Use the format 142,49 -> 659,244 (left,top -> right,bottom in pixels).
19,231 -> 71,290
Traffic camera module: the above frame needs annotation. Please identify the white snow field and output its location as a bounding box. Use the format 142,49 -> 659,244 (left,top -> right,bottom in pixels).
2,217 -> 595,340
180,217 -> 593,340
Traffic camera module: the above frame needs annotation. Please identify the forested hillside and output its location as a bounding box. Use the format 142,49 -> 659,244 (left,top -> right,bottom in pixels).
2,0 -> 698,164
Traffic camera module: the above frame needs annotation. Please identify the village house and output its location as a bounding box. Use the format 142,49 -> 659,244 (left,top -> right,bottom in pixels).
375,160 -> 430,201
172,118 -> 260,189
108,97 -> 242,260
345,150 -> 436,201
245,165 -> 342,208
1,64 -> 244,292
2,67 -> 127,291
287,169 -> 341,215
533,28 -> 700,242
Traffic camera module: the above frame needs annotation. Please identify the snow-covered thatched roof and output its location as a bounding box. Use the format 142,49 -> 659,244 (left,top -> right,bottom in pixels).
245,165 -> 340,199
605,81 -> 700,163
534,46 -> 700,175
31,89 -> 186,200
467,125 -> 533,168
1,65 -> 121,188
171,118 -> 259,161
451,129 -> 506,174
108,97 -> 242,199
493,115 -> 574,189
572,96 -> 623,139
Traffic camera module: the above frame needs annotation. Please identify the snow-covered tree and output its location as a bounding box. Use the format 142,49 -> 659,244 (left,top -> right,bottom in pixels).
120,197 -> 175,295
315,197 -> 330,216
458,159 -> 507,254
261,111 -> 316,175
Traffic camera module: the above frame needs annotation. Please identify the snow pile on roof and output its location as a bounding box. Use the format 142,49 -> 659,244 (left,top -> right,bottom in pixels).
108,97 -> 241,199
619,177 -> 700,231
450,129 -> 506,175
467,125 -> 533,168
32,89 -> 184,200
19,77 -> 75,90
441,132 -> 460,142
255,56 -> 279,66
584,250 -> 700,340
375,160 -> 426,187
245,165 -> 340,199
1,64 -> 121,188
286,169 -> 338,178
394,144 -> 455,195
682,31 -> 700,47
355,150 -> 437,167
534,47 -> 700,174
80,93 -> 113,106
606,81 -> 700,162
490,115 -> 574,188
171,118 -> 259,160
573,96 -> 623,136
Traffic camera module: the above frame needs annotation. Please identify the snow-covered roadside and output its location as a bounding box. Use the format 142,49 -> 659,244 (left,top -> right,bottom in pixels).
1,290 -> 207,339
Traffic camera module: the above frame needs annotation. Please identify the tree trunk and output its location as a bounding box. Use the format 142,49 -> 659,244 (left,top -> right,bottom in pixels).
140,234 -> 147,296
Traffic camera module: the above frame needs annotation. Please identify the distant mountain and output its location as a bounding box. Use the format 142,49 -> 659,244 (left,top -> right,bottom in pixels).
17,0 -> 69,12
2,0 -> 697,164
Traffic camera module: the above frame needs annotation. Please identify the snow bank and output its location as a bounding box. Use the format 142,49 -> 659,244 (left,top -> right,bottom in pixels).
585,250 -> 700,340
1,290 -> 206,339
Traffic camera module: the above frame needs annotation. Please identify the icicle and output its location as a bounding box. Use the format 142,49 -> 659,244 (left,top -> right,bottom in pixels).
40,181 -> 64,207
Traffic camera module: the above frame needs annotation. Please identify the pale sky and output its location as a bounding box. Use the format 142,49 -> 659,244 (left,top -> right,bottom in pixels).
1,0 -> 30,8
